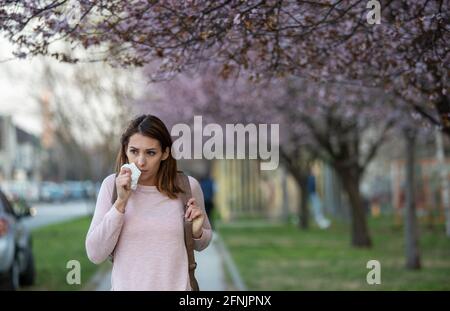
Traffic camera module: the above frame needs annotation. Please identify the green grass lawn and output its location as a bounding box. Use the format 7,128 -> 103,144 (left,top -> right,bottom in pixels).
22,216 -> 108,291
217,216 -> 450,290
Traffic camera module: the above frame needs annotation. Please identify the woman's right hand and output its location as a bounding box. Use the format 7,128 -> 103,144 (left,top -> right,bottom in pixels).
115,167 -> 132,211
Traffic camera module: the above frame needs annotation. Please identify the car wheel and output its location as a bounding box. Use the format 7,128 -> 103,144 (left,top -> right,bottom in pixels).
0,256 -> 20,291
20,247 -> 36,286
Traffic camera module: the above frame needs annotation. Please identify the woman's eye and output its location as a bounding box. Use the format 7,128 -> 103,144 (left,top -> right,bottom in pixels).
147,151 -> 156,156
130,150 -> 137,154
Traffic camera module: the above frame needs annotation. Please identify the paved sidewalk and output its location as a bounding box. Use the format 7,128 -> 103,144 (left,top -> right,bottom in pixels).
87,231 -> 245,291
196,232 -> 232,291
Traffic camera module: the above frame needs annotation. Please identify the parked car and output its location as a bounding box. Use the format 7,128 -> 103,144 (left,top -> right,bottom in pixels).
64,181 -> 88,200
39,182 -> 66,202
0,190 -> 35,290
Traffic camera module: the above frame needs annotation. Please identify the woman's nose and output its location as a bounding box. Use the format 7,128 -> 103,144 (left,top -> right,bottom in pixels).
137,155 -> 146,166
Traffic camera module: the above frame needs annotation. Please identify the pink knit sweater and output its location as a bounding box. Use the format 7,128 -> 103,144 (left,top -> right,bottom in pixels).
85,174 -> 212,291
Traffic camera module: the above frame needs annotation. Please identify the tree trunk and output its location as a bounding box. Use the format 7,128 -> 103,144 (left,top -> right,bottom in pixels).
337,168 -> 372,248
435,128 -> 450,237
404,129 -> 421,269
279,148 -> 311,230
435,95 -> 450,138
281,167 -> 290,223
298,175 -> 309,230
290,172 -> 310,230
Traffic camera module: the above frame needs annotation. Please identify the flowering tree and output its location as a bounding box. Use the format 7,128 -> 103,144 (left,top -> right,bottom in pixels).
138,69 -> 401,247
279,79 -> 399,247
1,1 -> 448,133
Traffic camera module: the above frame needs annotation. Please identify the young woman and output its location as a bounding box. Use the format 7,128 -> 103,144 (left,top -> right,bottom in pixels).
86,114 -> 212,290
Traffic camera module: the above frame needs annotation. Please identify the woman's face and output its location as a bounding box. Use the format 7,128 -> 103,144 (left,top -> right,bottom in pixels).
125,133 -> 169,182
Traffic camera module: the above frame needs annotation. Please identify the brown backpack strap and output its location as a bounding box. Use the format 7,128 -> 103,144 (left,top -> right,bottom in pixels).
108,173 -> 119,262
177,172 -> 200,291
111,173 -> 118,205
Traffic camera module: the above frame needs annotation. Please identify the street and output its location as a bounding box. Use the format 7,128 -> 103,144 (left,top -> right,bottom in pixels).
23,200 -> 95,231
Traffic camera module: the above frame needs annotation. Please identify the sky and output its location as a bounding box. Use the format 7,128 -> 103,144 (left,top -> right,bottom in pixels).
0,37 -> 43,136
0,36 -> 146,143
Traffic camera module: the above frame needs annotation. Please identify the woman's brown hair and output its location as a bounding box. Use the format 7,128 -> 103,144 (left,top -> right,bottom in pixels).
113,114 -> 183,199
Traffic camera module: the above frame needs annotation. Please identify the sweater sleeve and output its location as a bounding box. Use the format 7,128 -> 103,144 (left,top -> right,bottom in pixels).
85,174 -> 125,264
188,176 -> 213,251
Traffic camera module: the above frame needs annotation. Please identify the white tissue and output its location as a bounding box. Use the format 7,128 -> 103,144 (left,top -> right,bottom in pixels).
121,163 -> 141,191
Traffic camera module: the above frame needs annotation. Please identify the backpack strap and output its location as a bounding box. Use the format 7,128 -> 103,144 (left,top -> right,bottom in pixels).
177,171 -> 200,291
111,173 -> 119,205
107,173 -> 120,262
